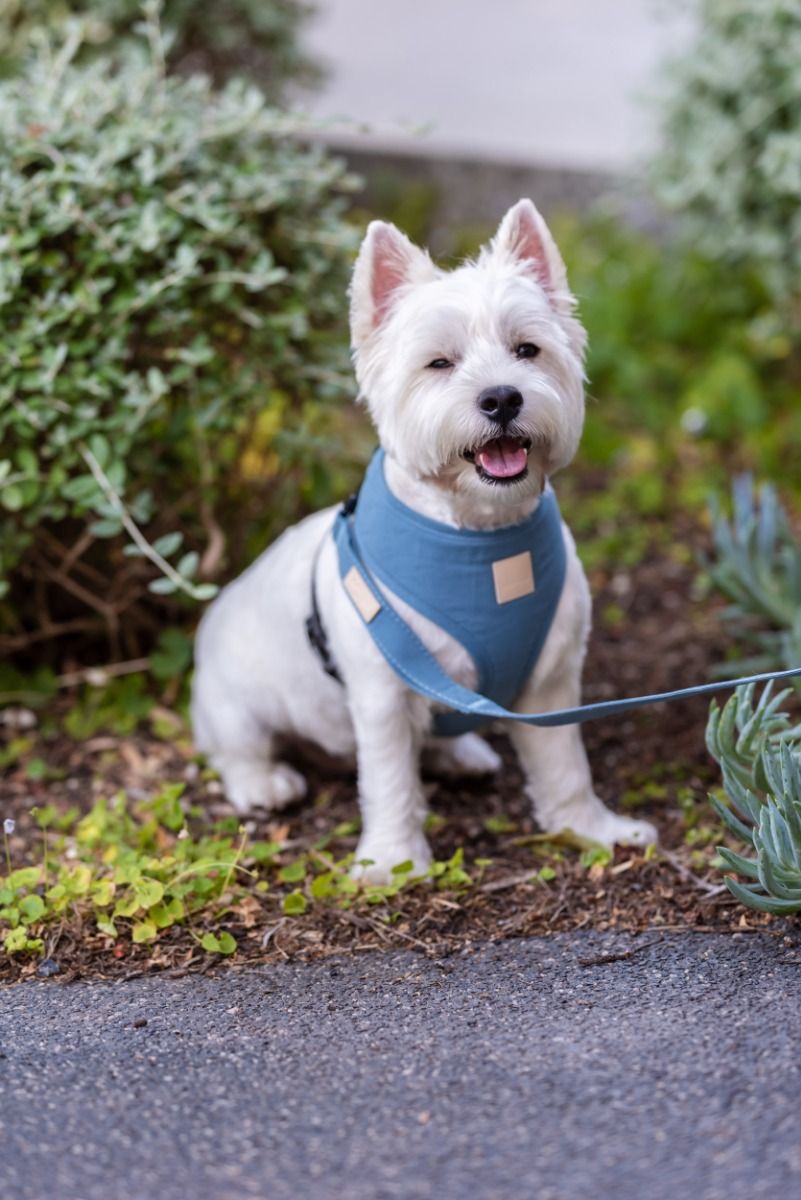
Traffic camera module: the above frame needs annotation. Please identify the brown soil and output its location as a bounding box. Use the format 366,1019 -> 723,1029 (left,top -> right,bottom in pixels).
0,512 -> 779,983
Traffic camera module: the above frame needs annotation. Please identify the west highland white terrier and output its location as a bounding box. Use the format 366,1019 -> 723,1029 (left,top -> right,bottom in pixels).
191,199 -> 657,882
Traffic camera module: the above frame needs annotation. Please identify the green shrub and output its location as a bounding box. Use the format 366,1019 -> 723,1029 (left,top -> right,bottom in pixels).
0,0 -> 318,96
652,0 -> 801,317
0,22 -> 362,665
556,216 -> 801,489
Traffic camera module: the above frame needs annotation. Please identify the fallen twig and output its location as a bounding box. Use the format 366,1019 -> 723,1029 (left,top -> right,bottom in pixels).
479,870 -> 539,893
660,848 -> 727,897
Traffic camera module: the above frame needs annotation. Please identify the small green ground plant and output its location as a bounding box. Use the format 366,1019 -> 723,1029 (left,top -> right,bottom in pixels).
0,782 -> 479,959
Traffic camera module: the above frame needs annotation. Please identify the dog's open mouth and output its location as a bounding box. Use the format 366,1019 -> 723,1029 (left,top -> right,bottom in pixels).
463,435 -> 531,484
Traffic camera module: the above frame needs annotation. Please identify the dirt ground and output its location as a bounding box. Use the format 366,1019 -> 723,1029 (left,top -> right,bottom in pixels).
2,500 -> 779,985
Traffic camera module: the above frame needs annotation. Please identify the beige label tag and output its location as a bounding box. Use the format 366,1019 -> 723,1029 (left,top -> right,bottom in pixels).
344,566 -> 382,623
492,551 -> 535,605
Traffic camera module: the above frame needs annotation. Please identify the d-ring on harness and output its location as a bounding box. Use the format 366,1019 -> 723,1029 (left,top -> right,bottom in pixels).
308,451 -> 801,732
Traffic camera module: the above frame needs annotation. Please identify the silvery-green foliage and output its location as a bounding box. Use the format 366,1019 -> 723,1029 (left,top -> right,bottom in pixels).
0,22 -> 358,642
653,0 -> 801,311
0,0 -> 316,96
706,475 -> 801,673
706,684 -> 801,912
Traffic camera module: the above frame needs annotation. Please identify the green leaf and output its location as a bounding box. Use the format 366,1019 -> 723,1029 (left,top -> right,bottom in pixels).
177,551 -> 198,579
483,816 -> 518,834
148,576 -> 178,595
1,485 -> 24,511
88,434 -> 111,468
310,872 -> 336,899
149,628 -> 193,681
248,841 -> 280,864
90,879 -> 115,907
4,927 -> 43,954
8,867 -> 41,890
134,878 -> 164,909
150,898 -> 184,928
282,890 -> 307,916
89,517 -> 123,538
114,894 -> 141,918
189,583 -> 218,601
24,757 -> 49,781
278,859 -> 306,883
132,920 -> 157,943
19,894 -> 45,923
152,532 -> 183,557
725,878 -> 801,914
716,846 -> 760,880
216,932 -> 236,955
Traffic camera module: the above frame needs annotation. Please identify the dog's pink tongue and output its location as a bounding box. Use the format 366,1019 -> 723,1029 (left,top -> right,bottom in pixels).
477,437 -> 527,478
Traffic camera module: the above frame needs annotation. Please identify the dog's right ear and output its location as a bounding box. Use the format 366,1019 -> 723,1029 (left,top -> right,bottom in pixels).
350,221 -> 436,348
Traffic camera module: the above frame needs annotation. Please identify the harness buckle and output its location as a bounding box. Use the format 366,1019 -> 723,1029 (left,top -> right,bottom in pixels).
305,611 -> 343,684
340,489 -> 360,517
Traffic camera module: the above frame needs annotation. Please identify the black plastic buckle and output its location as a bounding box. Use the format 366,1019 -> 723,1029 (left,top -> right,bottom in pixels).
305,612 -> 343,684
340,488 -> 360,517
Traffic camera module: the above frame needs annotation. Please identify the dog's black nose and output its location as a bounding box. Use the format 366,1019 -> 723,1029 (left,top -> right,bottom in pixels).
477,385 -> 523,428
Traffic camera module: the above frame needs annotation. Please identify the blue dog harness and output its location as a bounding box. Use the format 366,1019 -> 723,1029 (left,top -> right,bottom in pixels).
335,450 -> 566,736
306,452 -> 801,730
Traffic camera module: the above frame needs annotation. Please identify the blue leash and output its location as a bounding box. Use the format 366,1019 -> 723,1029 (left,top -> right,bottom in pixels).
331,503 -> 801,728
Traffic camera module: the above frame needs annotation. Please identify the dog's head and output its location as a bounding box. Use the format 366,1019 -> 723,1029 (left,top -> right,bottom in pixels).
349,199 -> 586,505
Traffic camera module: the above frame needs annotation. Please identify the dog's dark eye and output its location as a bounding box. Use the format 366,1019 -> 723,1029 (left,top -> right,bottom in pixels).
427,358 -> 453,370
515,343 -> 541,359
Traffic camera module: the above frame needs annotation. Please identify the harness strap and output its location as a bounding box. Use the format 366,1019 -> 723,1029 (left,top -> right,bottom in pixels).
304,492 -> 360,685
326,503 -> 801,728
305,572 -> 342,684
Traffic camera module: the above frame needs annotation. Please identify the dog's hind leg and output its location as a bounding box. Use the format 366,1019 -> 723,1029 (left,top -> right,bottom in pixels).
423,733 -> 502,777
210,746 -> 307,815
191,688 -> 306,815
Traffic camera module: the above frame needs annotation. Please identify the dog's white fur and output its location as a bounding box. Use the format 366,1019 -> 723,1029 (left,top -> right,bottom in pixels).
191,200 -> 656,881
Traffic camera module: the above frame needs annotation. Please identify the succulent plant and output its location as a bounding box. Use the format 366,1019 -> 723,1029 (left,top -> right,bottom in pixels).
707,683 -> 801,913
707,474 -> 801,675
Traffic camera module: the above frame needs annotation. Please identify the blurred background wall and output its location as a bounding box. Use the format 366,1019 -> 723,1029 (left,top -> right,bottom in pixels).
295,0 -> 693,237
299,0 -> 692,171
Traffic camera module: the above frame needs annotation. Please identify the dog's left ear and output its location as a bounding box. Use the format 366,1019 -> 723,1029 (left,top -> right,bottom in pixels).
489,199 -> 571,307
350,221 -> 437,348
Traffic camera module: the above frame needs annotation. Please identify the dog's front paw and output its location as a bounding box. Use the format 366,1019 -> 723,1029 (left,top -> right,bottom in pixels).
351,834 -> 433,885
541,796 -> 657,850
587,810 -> 657,849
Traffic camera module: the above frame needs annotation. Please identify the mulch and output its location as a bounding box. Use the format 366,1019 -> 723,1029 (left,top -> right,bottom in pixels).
0,508 -> 785,984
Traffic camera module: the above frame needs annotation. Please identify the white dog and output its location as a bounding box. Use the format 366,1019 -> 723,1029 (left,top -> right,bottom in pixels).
191,199 -> 656,882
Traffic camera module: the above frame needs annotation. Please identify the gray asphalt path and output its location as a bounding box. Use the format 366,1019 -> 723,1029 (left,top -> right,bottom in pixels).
2,931 -> 801,1200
